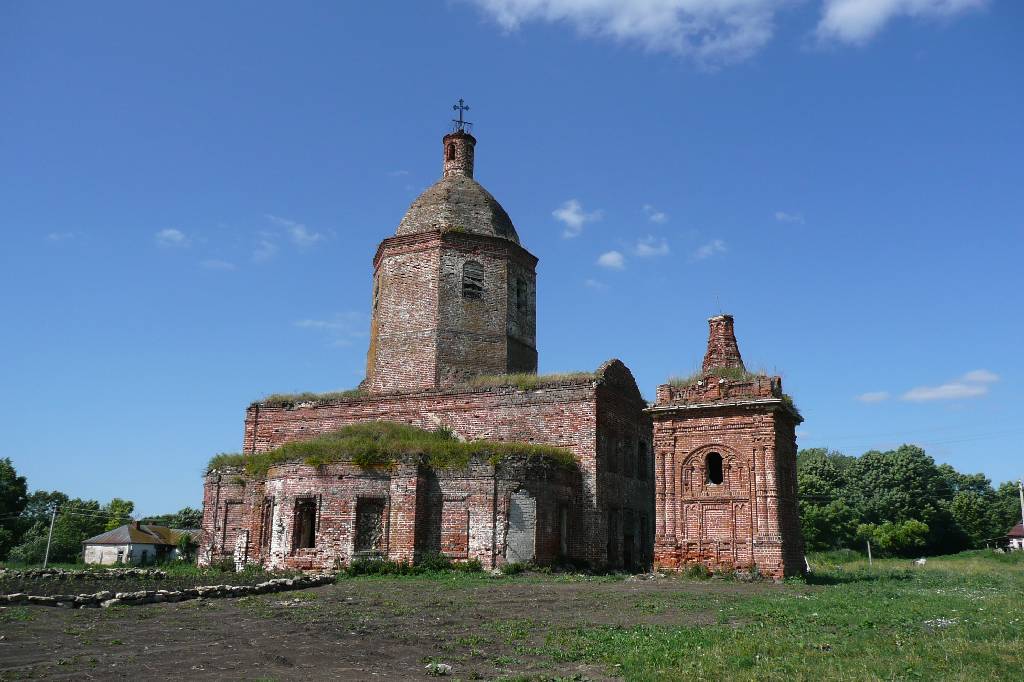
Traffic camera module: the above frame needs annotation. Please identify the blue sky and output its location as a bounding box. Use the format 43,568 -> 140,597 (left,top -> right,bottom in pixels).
2,1 -> 1021,516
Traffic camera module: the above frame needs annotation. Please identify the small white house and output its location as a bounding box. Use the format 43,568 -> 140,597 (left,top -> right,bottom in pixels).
82,522 -> 193,565
1009,523 -> 1024,551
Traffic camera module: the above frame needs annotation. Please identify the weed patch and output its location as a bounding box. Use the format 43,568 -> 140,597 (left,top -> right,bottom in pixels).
208,421 -> 576,476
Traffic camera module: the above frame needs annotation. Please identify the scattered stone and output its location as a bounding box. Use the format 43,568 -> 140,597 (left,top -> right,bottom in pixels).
425,662 -> 452,676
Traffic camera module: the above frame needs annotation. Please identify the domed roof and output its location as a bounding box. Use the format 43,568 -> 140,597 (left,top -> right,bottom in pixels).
396,174 -> 520,244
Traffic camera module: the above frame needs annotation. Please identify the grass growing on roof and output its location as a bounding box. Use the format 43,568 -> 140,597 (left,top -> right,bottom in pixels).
207,421 -> 576,477
256,388 -> 365,408
667,366 -> 770,387
464,371 -> 596,391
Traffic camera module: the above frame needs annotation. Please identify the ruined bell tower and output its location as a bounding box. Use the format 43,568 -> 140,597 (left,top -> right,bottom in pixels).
648,315 -> 804,578
365,115 -> 538,394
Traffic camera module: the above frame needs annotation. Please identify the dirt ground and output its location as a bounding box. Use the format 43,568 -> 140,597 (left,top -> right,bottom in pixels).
0,575 -> 776,680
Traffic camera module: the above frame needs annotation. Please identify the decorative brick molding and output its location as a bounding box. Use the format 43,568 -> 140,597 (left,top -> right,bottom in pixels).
650,316 -> 805,579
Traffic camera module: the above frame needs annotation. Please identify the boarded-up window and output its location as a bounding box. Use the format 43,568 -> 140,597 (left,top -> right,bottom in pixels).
505,491 -> 536,563
355,498 -> 385,553
441,499 -> 469,557
462,261 -> 484,299
293,498 -> 317,550
221,500 -> 243,552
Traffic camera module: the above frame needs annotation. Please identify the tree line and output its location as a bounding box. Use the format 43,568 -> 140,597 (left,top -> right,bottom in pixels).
798,445 -> 1021,556
0,458 -> 201,564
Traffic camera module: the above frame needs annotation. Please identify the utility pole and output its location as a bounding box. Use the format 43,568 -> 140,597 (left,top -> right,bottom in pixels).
42,506 -> 57,568
1018,480 -> 1023,526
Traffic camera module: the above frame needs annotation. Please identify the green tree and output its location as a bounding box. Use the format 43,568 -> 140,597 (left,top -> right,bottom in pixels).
857,520 -> 930,557
0,458 -> 29,559
7,497 -> 107,565
993,481 -> 1023,535
797,449 -> 858,550
141,506 -> 202,529
845,445 -> 964,553
102,498 -> 135,531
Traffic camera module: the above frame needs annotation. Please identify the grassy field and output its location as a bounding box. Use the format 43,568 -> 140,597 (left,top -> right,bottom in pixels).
0,550 -> 1021,680
533,550 -> 1024,680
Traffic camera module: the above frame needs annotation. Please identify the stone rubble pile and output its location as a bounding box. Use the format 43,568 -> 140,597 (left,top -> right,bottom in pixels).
0,567 -> 167,580
0,574 -> 334,608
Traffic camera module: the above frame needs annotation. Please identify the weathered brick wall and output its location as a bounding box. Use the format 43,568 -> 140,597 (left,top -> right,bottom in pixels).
442,131 -> 475,179
366,234 -> 441,394
594,363 -> 655,570
651,315 -> 804,579
702,314 -> 744,372
366,231 -> 538,393
203,360 -> 652,569
651,399 -> 803,579
200,457 -> 577,571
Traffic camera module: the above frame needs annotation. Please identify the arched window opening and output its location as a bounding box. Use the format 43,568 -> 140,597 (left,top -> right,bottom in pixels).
705,452 -> 724,485
446,143 -> 456,161
515,278 -> 528,315
462,260 -> 484,299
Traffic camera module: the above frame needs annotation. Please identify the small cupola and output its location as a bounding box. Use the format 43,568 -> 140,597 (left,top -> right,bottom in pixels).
443,131 -> 475,179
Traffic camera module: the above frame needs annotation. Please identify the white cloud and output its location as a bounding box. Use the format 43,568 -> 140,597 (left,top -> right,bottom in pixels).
902,382 -> 988,401
634,235 -> 670,257
468,0 -> 987,63
252,238 -> 278,264
294,312 -> 366,347
857,391 -> 890,403
266,214 -> 324,248
468,0 -> 784,65
596,250 -> 625,269
817,0 -> 987,45
553,199 -> 603,238
774,210 -> 805,224
961,369 -> 998,384
200,259 -> 237,271
693,239 -> 727,260
643,204 -> 668,224
901,369 -> 998,402
584,278 -> 608,290
46,232 -> 75,243
388,169 -> 410,177
155,228 -> 189,248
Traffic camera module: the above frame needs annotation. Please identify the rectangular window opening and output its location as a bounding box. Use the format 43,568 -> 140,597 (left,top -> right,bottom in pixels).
293,498 -> 317,550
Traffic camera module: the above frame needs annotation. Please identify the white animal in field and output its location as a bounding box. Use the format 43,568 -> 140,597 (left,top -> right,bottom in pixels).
914,558 -> 927,566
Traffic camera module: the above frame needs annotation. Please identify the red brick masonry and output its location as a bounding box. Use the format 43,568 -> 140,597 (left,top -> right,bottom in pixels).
200,360 -> 652,571
648,316 -> 805,579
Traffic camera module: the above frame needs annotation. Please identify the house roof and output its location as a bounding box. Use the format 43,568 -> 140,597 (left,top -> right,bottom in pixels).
1009,523 -> 1024,539
82,523 -> 190,546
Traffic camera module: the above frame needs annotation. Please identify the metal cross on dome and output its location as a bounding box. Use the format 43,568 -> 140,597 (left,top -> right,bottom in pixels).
452,98 -> 471,133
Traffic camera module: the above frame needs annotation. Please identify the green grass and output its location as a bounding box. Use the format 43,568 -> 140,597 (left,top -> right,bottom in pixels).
667,365 -> 769,387
256,388 -> 366,408
663,367 -> 802,420
463,372 -> 596,391
255,372 -> 598,405
535,551 -> 1023,680
207,421 -> 577,477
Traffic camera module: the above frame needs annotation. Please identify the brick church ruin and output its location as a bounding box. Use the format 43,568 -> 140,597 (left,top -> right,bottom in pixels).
199,112 -> 805,578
